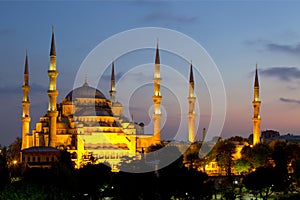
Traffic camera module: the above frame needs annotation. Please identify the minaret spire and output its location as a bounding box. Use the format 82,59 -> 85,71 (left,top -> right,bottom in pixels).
252,63 -> 261,145
50,25 -> 56,56
109,60 -> 116,103
152,41 -> 162,143
47,26 -> 59,147
155,38 -> 160,65
24,49 -> 29,75
254,63 -> 259,88
21,50 -> 31,150
188,61 -> 196,142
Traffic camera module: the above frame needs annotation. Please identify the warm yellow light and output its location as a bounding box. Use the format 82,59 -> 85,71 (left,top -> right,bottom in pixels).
13,160 -> 17,165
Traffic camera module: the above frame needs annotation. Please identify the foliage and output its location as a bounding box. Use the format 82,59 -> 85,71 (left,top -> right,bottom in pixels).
251,143 -> 271,168
0,181 -> 70,200
75,163 -> 112,198
234,158 -> 251,174
183,142 -> 203,170
241,143 -> 271,169
243,167 -> 276,200
146,142 -> 166,153
214,140 -> 236,176
6,137 -> 21,163
0,147 -> 9,190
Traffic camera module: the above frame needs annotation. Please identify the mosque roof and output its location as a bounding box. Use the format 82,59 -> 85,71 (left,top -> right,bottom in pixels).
21,146 -> 59,153
65,83 -> 106,101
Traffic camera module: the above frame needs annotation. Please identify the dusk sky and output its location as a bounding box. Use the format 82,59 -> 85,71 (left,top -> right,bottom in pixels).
1,1 -> 300,146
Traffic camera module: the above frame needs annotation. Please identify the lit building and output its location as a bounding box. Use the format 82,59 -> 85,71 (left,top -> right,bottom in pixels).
21,27 -> 165,170
188,62 -> 196,142
20,27 -> 202,171
252,64 -> 261,145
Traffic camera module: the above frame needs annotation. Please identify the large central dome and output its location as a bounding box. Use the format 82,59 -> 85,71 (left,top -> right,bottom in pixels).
65,82 -> 106,101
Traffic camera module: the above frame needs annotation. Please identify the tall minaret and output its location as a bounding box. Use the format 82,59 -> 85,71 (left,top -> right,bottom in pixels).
47,26 -> 59,147
188,62 -> 196,142
109,60 -> 116,103
152,41 -> 162,143
252,64 -> 261,145
21,50 -> 31,150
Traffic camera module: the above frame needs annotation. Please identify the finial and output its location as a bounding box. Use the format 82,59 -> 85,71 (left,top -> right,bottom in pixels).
24,49 -> 29,74
189,61 -> 194,83
254,63 -> 259,87
111,60 -> 115,81
155,38 -> 160,64
83,73 -> 88,86
50,25 -> 56,56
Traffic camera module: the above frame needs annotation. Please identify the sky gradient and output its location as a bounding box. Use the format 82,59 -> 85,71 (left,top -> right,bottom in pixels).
1,1 -> 300,146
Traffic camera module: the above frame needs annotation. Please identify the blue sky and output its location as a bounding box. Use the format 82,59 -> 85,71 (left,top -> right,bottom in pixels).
1,1 -> 300,145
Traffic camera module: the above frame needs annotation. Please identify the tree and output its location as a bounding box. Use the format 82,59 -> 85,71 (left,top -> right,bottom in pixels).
234,158 -> 251,174
0,147 -> 9,190
243,167 -> 276,200
214,140 -> 236,176
6,137 -> 21,163
76,163 -> 112,199
183,142 -> 202,170
247,143 -> 271,168
146,142 -> 165,153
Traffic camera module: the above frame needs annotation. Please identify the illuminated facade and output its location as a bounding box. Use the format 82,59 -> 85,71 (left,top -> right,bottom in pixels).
152,42 -> 162,144
252,64 -> 261,145
21,50 -> 31,150
188,63 -> 196,142
21,28 -> 161,170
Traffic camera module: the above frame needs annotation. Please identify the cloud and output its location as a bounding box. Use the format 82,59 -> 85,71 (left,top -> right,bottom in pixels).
144,11 -> 198,24
0,83 -> 47,95
266,42 -> 300,54
245,39 -> 300,55
101,72 -> 124,82
260,67 -> 300,81
280,97 -> 300,105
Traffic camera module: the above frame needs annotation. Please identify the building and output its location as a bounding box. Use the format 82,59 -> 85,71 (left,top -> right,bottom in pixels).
20,27 -> 196,170
252,64 -> 261,145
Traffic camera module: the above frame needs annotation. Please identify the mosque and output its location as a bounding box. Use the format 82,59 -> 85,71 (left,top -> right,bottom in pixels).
20,27 -> 198,169
20,27 -> 261,170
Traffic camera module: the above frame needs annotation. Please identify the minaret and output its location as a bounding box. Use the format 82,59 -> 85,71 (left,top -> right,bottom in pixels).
252,64 -> 261,145
109,60 -> 116,103
21,50 -> 31,150
47,26 -> 59,147
188,62 -> 196,142
152,41 -> 162,143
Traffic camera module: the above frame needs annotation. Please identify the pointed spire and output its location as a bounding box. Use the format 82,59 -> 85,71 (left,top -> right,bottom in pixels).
254,63 -> 259,87
155,39 -> 160,64
50,25 -> 56,56
24,49 -> 29,74
189,61 -> 194,83
111,60 -> 115,82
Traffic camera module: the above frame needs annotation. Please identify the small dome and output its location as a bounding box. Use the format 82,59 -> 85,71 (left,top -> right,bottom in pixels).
65,83 -> 106,101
